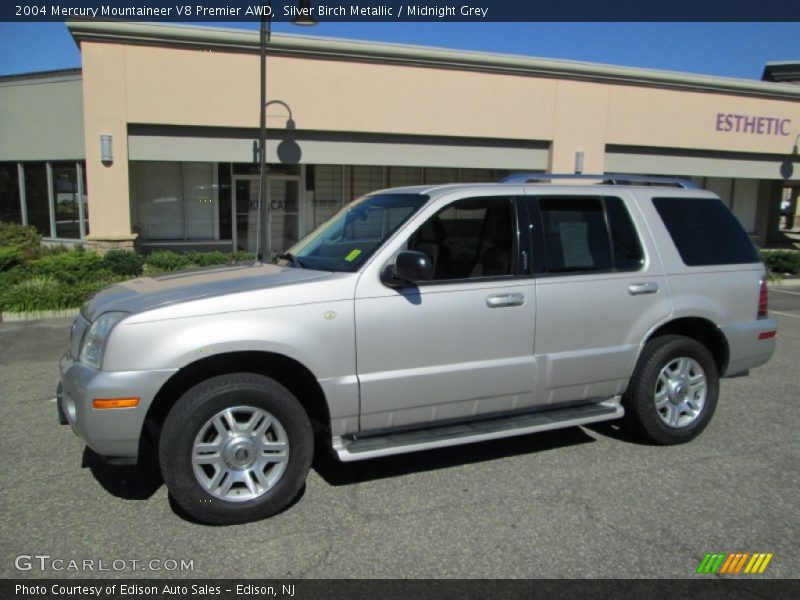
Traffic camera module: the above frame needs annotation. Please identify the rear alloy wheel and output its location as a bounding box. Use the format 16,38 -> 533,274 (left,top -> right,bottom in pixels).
623,335 -> 719,445
160,374 -> 313,524
653,356 -> 707,429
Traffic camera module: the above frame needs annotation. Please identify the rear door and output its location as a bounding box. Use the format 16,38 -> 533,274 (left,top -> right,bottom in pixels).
526,192 -> 672,404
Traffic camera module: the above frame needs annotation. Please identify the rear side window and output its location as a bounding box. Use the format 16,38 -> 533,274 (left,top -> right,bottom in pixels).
535,196 -> 643,274
653,197 -> 759,266
606,196 -> 645,271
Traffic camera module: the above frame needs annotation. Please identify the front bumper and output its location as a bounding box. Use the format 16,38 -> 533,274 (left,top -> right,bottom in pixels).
57,353 -> 177,460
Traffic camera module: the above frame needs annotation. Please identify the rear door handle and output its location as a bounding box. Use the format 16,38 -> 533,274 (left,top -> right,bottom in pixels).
486,293 -> 526,308
628,282 -> 659,295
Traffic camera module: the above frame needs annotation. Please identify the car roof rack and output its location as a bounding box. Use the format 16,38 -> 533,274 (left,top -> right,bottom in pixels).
497,173 -> 699,189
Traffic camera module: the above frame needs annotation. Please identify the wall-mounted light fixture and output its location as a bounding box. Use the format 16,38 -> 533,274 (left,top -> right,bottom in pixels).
100,134 -> 113,164
574,150 -> 585,174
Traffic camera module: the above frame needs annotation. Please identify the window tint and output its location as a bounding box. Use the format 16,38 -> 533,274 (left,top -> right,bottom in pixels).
409,197 -> 515,280
653,197 -> 759,266
606,196 -> 644,271
539,197 -> 611,273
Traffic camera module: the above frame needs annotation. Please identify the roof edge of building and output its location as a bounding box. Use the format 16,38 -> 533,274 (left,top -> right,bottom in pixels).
0,67 -> 82,84
66,20 -> 800,101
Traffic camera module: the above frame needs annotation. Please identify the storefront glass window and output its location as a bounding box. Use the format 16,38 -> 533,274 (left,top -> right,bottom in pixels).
80,161 -> 89,235
23,162 -> 51,236
0,162 -> 22,223
51,162 -> 81,239
130,161 -> 220,241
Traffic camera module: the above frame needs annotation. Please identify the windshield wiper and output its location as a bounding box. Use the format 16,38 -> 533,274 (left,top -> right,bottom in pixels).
276,252 -> 306,269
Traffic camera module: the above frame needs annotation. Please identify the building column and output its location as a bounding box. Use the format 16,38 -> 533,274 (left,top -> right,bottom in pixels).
548,81 -> 608,176
754,180 -> 784,247
80,42 -> 137,252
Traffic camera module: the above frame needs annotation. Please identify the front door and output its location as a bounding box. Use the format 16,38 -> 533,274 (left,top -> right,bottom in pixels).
233,175 -> 260,254
267,176 -> 302,257
354,195 -> 537,432
233,174 -> 303,257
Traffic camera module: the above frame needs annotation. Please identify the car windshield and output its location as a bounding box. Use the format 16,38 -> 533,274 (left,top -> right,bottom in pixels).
276,193 -> 429,272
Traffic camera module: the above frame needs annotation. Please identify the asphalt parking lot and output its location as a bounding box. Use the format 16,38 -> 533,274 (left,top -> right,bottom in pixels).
1,287 -> 798,579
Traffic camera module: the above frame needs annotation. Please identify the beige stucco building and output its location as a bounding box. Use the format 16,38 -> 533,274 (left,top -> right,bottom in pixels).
1,21 -> 799,253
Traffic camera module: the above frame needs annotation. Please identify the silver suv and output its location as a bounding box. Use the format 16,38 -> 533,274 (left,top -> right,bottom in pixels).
57,174 -> 778,524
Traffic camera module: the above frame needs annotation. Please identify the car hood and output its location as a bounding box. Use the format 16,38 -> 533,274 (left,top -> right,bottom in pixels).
82,262 -> 330,322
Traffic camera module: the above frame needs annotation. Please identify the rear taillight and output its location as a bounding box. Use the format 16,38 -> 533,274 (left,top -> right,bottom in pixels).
757,278 -> 768,319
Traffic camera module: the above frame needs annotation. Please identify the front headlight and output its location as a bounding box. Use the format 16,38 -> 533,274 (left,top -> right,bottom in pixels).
79,312 -> 128,369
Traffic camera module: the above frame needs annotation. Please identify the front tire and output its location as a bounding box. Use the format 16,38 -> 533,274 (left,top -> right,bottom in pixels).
623,335 -> 719,445
159,373 -> 313,524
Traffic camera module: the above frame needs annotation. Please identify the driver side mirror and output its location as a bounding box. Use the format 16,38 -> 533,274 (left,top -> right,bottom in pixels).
381,251 -> 434,287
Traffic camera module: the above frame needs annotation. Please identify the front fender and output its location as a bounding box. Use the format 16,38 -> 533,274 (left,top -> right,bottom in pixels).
102,302 -> 356,382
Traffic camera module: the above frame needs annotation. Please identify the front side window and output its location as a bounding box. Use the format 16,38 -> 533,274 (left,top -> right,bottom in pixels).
407,196 -> 516,281
286,193 -> 428,272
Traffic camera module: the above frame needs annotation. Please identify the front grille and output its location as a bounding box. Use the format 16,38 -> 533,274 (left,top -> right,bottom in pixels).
69,315 -> 90,359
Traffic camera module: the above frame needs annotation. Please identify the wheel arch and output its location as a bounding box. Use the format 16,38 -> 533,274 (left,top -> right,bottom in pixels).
643,317 -> 729,375
143,351 -> 331,446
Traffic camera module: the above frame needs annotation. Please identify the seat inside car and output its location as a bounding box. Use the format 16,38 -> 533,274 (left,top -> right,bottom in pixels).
410,217 -> 451,279
470,206 -> 512,277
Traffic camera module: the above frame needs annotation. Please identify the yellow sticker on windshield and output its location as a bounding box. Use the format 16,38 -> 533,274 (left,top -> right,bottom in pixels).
344,249 -> 362,262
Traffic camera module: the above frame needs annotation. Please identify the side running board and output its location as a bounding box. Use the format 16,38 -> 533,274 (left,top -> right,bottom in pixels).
332,398 -> 623,462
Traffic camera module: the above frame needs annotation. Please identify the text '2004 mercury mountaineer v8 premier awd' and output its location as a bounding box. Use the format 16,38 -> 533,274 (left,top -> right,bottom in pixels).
57,174 -> 777,524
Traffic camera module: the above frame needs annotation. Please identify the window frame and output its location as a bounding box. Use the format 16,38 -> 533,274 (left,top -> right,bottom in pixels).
525,195 -> 646,277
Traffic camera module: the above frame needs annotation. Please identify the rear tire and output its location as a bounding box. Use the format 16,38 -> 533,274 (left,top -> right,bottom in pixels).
623,335 -> 719,445
159,373 -> 313,524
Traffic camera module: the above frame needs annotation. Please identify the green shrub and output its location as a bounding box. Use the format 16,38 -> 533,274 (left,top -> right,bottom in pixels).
0,265 -> 30,290
38,244 -> 72,257
0,275 -> 113,312
144,250 -> 191,272
760,250 -> 800,276
0,222 -> 41,260
185,250 -> 230,267
0,247 -> 22,271
102,249 -> 144,277
30,250 -> 109,284
231,251 -> 257,263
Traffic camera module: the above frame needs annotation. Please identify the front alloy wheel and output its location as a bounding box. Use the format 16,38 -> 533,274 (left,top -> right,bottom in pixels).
160,373 -> 313,524
192,406 -> 289,502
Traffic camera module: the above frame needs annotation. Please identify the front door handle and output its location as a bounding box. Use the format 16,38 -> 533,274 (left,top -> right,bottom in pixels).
628,282 -> 659,295
486,293 -> 526,308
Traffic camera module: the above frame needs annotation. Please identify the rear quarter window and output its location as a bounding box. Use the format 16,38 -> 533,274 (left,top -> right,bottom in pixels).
652,197 -> 759,266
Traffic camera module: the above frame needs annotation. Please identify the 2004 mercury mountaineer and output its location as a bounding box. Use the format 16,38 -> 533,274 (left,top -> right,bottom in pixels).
57,174 -> 777,524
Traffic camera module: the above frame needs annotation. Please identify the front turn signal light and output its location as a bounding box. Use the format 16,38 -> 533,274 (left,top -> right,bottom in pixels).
92,397 -> 140,409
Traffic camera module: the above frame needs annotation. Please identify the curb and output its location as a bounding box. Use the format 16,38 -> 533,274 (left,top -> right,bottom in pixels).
0,309 -> 79,323
768,277 -> 800,289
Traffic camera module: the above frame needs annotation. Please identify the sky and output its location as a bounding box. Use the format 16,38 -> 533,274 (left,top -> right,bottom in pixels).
1,21 -> 799,80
